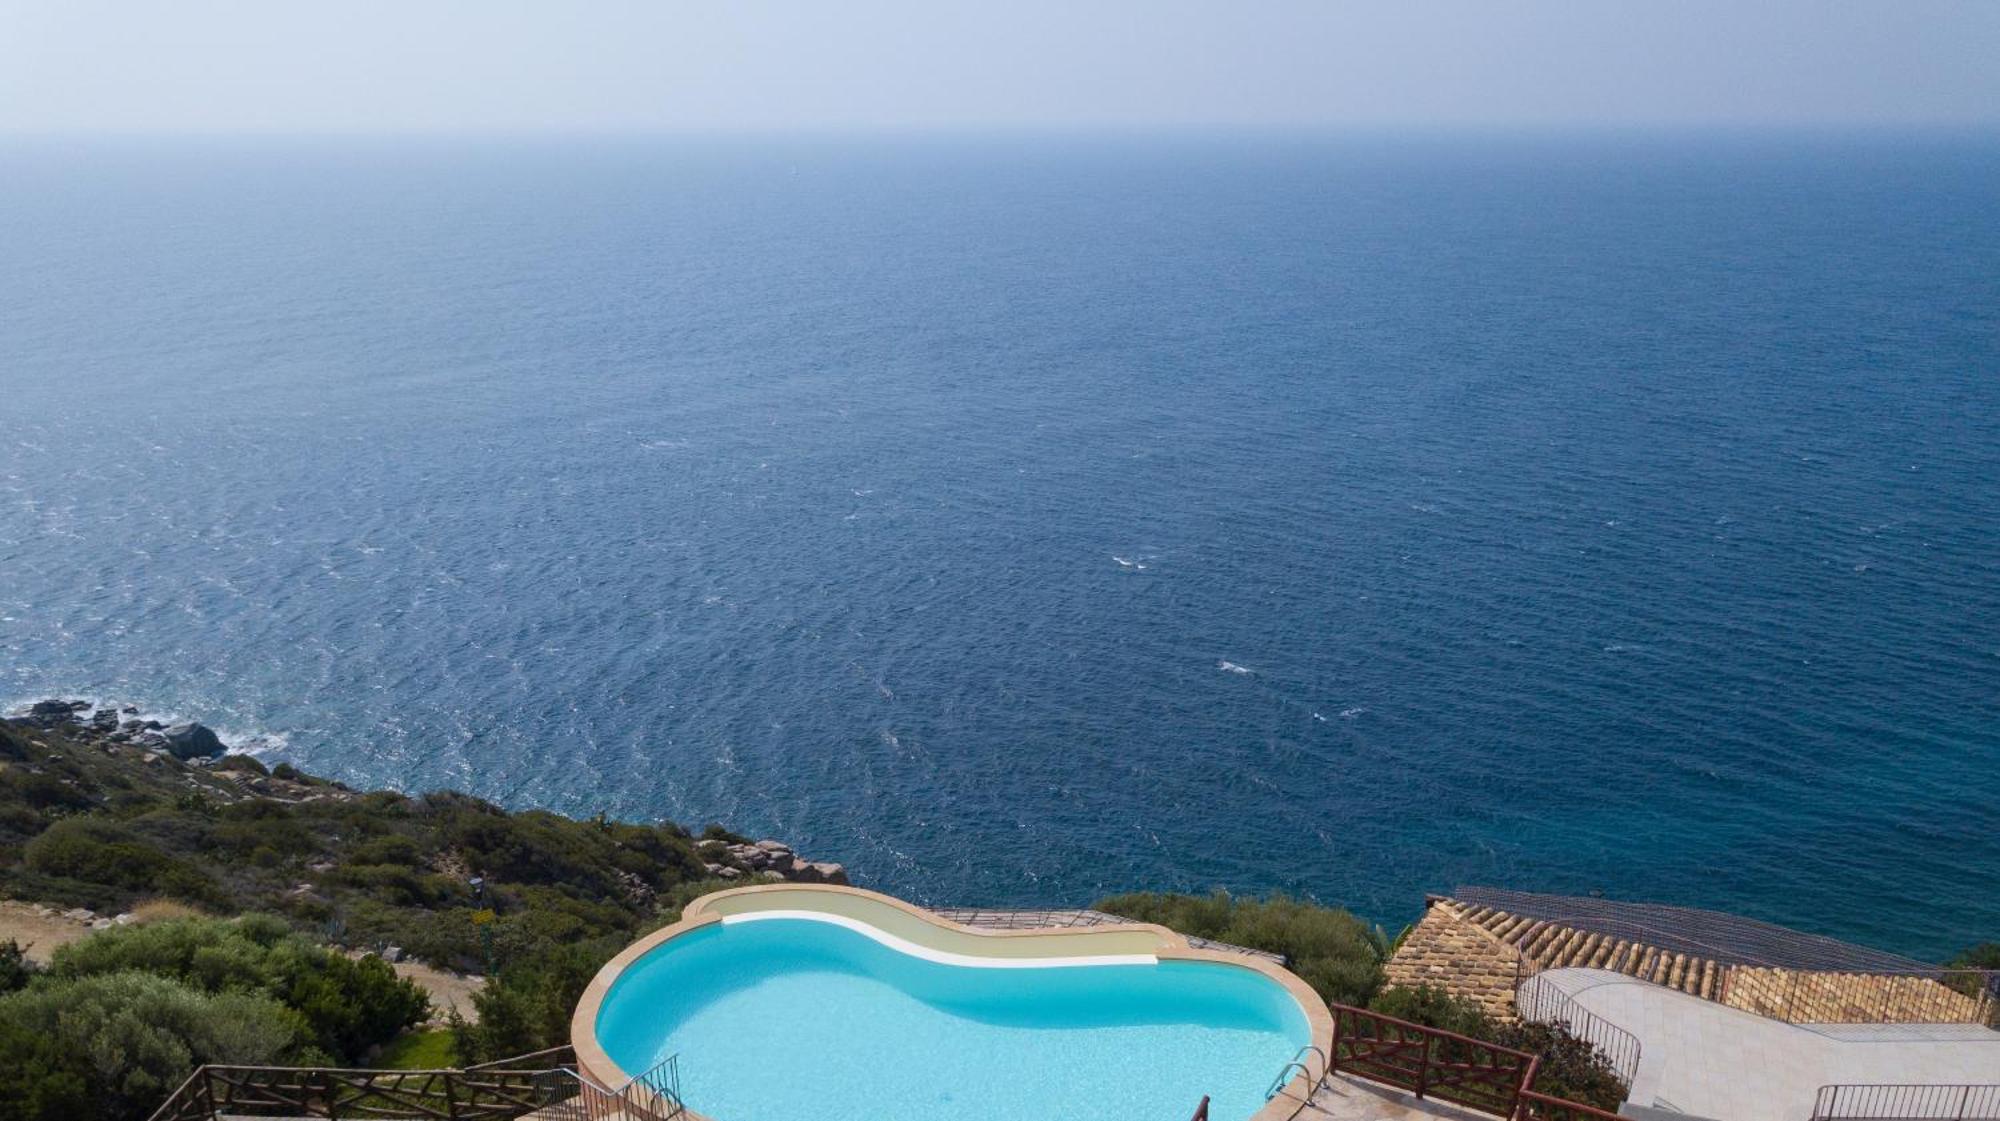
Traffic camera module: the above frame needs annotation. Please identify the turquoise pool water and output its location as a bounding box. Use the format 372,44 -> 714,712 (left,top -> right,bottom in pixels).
593,917 -> 1313,1121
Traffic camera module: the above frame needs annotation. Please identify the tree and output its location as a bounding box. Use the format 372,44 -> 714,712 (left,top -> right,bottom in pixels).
0,940 -> 35,994
0,1019 -> 91,1121
0,971 -> 312,1121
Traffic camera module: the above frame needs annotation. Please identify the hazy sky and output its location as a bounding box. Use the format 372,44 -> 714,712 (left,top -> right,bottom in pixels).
3,1 -> 1998,134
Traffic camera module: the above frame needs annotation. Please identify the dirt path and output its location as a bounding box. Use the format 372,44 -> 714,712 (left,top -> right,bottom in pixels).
394,960 -> 485,1024
0,899 -> 94,962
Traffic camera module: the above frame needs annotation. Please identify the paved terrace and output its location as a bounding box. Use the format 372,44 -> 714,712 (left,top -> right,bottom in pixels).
1534,968 -> 2000,1121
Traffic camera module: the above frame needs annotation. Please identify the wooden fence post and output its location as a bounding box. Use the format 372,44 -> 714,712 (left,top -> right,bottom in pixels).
1414,1024 -> 1430,1100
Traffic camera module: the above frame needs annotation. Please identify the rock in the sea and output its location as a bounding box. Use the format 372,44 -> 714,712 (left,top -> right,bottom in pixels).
161,722 -> 227,760
90,709 -> 119,731
27,699 -> 83,720
791,861 -> 850,886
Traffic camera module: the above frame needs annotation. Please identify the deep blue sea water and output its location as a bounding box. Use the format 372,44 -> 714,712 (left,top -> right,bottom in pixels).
2,136 -> 1996,960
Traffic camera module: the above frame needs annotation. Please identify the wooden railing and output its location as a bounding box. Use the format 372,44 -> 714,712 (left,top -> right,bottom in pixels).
146,1063 -> 562,1121
1329,1003 -> 1538,1118
1515,1089 -> 1627,1121
1328,1002 -> 1633,1121
147,1045 -> 685,1121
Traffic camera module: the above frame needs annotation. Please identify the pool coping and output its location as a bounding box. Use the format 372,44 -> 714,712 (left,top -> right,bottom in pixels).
571,882 -> 1334,1121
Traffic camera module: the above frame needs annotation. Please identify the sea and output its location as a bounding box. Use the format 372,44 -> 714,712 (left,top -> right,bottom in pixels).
2,134 -> 1995,961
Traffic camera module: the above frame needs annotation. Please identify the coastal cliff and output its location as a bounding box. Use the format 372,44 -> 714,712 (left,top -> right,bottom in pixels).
0,698 -> 843,972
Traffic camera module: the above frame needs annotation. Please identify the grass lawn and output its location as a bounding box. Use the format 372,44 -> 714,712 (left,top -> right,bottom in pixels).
377,1028 -> 459,1070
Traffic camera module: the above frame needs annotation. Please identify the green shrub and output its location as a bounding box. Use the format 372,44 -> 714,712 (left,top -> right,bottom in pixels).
1499,1019 -> 1627,1110
0,768 -> 92,813
1949,942 -> 2000,970
348,834 -> 423,866
452,937 -> 622,1063
212,801 -> 317,858
1094,890 -> 1385,1005
51,915 -> 428,1063
0,971 -> 313,1121
0,1018 -> 92,1121
1368,982 -> 1490,1035
23,817 -> 175,886
0,941 -> 34,995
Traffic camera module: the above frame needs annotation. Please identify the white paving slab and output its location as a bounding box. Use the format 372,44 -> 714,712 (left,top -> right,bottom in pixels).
1526,969 -> 2000,1121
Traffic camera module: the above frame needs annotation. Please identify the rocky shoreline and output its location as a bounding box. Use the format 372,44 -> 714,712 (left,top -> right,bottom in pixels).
6,696 -> 849,888
10,697 -> 230,760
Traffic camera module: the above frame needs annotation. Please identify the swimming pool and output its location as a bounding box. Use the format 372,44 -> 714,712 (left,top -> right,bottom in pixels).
574,886 -> 1330,1121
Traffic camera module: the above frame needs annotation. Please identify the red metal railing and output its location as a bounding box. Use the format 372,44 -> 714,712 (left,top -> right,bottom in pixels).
1329,1003 -> 1538,1118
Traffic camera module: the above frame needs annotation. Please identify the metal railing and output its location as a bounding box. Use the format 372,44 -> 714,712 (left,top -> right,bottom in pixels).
1265,1043 -> 1330,1100
1515,971 -> 1643,1087
1811,1085 -> 2000,1121
538,1055 -> 685,1121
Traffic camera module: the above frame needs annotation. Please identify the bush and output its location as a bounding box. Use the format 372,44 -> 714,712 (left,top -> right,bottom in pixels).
211,800 -> 317,859
0,768 -> 92,813
1094,890 -> 1385,1005
1368,982 -> 1490,1035
1949,942 -> 2000,970
1497,1019 -> 1627,1110
50,915 -> 428,1063
0,1018 -> 92,1121
0,971 -> 312,1121
0,941 -> 34,995
23,817 -> 175,887
452,937 -> 622,1062
20,815 -> 227,909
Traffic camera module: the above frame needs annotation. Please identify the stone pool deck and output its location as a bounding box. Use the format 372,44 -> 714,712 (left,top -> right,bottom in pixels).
937,907 -> 1287,962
